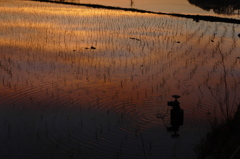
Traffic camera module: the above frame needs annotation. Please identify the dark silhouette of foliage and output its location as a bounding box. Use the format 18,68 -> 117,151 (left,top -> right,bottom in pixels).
188,0 -> 240,15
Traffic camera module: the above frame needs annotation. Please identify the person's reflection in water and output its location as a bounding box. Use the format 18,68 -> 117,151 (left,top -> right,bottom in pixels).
130,0 -> 134,7
167,95 -> 184,138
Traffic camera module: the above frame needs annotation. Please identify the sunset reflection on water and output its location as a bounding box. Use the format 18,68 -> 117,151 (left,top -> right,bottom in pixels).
0,1 -> 240,158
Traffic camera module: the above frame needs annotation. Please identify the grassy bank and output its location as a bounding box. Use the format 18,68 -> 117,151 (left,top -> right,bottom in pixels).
195,105 -> 240,159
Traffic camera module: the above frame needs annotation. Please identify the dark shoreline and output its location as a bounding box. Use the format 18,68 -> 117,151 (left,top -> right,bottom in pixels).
29,0 -> 240,24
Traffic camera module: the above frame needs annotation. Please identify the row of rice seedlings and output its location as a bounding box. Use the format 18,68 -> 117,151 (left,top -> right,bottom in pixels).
0,28 -> 238,119
1,1 -> 239,112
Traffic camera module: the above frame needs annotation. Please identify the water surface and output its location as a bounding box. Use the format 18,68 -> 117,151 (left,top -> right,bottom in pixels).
49,0 -> 240,19
0,1 -> 240,159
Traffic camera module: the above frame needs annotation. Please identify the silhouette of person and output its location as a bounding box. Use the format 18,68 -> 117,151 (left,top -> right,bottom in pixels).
167,95 -> 184,138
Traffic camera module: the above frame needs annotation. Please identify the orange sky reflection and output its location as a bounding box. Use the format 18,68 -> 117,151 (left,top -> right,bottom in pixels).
1,1 -> 240,126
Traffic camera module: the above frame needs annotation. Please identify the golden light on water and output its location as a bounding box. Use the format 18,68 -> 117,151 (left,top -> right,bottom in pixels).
1,1 -> 240,107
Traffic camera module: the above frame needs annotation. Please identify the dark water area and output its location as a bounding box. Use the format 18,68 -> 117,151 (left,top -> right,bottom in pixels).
0,1 -> 240,159
47,0 -> 240,19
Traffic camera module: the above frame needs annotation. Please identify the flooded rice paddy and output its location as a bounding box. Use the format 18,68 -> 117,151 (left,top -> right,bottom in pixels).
0,1 -> 240,158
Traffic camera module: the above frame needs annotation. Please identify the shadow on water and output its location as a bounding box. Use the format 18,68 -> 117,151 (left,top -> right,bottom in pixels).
188,0 -> 240,15
31,0 -> 240,24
